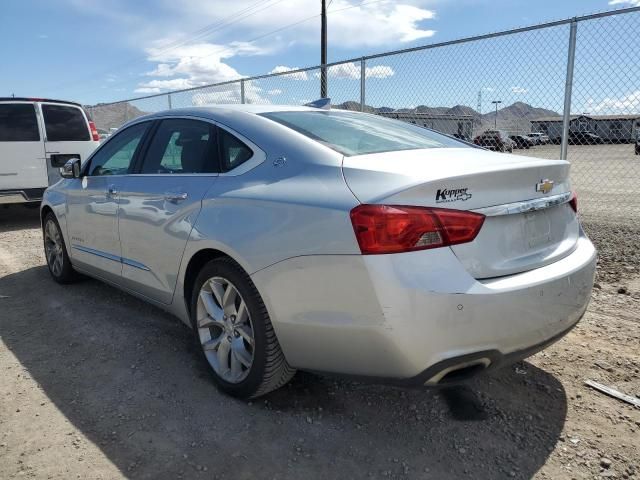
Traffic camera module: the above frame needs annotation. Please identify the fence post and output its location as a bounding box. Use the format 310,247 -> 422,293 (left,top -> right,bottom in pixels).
360,57 -> 366,112
167,93 -> 172,109
240,80 -> 246,104
560,19 -> 578,160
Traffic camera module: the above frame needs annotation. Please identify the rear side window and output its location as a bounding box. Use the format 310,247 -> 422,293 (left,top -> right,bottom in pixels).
0,103 -> 40,142
42,104 -> 90,141
218,129 -> 253,171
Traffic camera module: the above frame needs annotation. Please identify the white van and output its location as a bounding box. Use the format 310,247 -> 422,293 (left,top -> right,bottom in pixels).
0,98 -> 100,205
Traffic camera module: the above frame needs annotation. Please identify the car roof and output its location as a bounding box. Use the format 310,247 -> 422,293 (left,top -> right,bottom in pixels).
127,104 -> 351,131
0,97 -> 82,107
144,104 -> 322,119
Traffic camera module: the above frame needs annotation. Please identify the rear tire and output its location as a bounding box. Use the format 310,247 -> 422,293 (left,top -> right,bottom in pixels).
190,257 -> 296,399
43,212 -> 79,284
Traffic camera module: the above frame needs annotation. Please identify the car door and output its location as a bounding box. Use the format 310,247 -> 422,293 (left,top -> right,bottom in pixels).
65,121 -> 151,281
40,102 -> 99,186
117,117 -> 219,304
0,102 -> 47,194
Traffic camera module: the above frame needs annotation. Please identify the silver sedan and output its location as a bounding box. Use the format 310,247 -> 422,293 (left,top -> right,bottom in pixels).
41,105 -> 596,398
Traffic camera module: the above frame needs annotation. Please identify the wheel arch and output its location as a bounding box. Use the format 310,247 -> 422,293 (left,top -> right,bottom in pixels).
40,204 -> 54,225
182,248 -> 237,318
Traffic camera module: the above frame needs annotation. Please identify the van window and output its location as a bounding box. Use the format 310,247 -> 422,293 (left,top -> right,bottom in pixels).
42,104 -> 90,141
0,103 -> 40,142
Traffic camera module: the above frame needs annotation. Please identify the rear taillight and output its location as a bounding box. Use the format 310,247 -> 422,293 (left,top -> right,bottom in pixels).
89,121 -> 100,141
350,204 -> 485,255
569,191 -> 578,213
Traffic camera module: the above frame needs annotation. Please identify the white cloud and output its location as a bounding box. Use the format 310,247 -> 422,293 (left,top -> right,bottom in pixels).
589,90 -> 640,113
511,86 -> 528,94
269,66 -> 309,81
137,41 -> 269,93
608,0 -> 640,5
324,63 -> 395,80
309,63 -> 395,80
191,81 -> 268,105
162,0 -> 436,48
134,87 -> 162,94
268,89 -> 283,95
38,34 -> 48,39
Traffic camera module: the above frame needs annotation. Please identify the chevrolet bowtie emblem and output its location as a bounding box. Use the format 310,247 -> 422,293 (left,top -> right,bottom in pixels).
536,179 -> 554,194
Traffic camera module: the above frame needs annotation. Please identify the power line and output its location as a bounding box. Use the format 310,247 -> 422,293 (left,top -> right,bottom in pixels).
58,0 -> 392,99
50,0 -> 286,94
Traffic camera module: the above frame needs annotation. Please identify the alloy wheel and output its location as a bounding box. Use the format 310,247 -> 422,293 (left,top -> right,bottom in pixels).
44,220 -> 64,277
196,276 -> 255,384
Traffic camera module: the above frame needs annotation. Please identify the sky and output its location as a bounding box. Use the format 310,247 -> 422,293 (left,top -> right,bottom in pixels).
1,0 -> 639,115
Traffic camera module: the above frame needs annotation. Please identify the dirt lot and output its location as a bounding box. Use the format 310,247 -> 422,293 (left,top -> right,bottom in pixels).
516,143 -> 640,225
1,192 -> 639,479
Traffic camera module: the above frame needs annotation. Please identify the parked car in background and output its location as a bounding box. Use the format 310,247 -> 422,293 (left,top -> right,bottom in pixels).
474,130 -> 515,152
510,134 -> 534,149
528,132 -> 550,145
568,131 -> 603,145
97,128 -> 111,142
0,97 -> 100,205
41,104 -> 595,399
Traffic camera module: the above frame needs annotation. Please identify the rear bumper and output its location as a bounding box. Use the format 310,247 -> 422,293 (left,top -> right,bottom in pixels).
252,231 -> 596,382
0,188 -> 45,204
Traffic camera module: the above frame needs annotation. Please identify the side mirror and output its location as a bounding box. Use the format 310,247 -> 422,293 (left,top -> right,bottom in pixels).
61,158 -> 81,179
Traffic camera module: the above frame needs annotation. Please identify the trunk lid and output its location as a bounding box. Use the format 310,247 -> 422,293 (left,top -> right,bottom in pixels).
342,148 -> 579,278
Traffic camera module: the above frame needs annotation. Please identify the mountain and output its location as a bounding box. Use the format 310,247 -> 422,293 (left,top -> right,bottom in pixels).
88,100 -> 561,136
480,102 -> 560,132
85,102 -> 147,130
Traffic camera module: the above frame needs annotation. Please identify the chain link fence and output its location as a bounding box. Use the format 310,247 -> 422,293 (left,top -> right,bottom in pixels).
86,7 -> 640,229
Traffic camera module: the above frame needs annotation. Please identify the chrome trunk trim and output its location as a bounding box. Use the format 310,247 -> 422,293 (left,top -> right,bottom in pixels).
472,191 -> 572,216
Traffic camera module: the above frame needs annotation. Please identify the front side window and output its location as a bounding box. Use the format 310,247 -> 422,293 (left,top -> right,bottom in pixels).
260,110 -> 465,156
140,119 -> 217,174
0,103 -> 40,142
42,104 -> 90,141
86,122 -> 149,176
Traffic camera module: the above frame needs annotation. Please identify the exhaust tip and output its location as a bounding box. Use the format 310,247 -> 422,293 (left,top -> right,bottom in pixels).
424,358 -> 491,386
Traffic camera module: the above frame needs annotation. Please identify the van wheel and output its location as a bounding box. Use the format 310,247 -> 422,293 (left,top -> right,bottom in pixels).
190,258 -> 296,399
43,213 -> 78,283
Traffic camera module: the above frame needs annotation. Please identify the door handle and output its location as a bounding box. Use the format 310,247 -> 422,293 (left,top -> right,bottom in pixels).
106,185 -> 118,198
164,192 -> 188,203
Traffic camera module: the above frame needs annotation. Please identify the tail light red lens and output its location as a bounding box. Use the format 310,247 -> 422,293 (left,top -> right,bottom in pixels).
350,204 -> 485,255
89,121 -> 100,142
569,191 -> 578,213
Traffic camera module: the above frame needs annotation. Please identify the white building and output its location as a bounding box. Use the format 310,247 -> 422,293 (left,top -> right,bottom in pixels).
378,112 -> 475,141
531,114 -> 640,143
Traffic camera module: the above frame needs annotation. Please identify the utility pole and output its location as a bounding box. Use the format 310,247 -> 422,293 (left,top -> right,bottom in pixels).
320,0 -> 327,98
492,100 -> 502,129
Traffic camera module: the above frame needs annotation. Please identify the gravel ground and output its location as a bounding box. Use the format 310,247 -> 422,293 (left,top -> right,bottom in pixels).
1,201 -> 639,480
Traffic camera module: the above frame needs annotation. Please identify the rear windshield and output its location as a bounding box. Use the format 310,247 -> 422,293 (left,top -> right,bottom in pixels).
0,103 -> 40,142
42,104 -> 90,141
260,110 -> 466,156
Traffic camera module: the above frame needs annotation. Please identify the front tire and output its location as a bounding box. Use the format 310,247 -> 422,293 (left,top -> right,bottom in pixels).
43,212 -> 78,284
190,258 -> 296,399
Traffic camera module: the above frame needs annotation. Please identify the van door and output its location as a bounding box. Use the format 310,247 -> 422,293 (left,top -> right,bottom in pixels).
0,102 -> 47,198
40,102 -> 99,186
